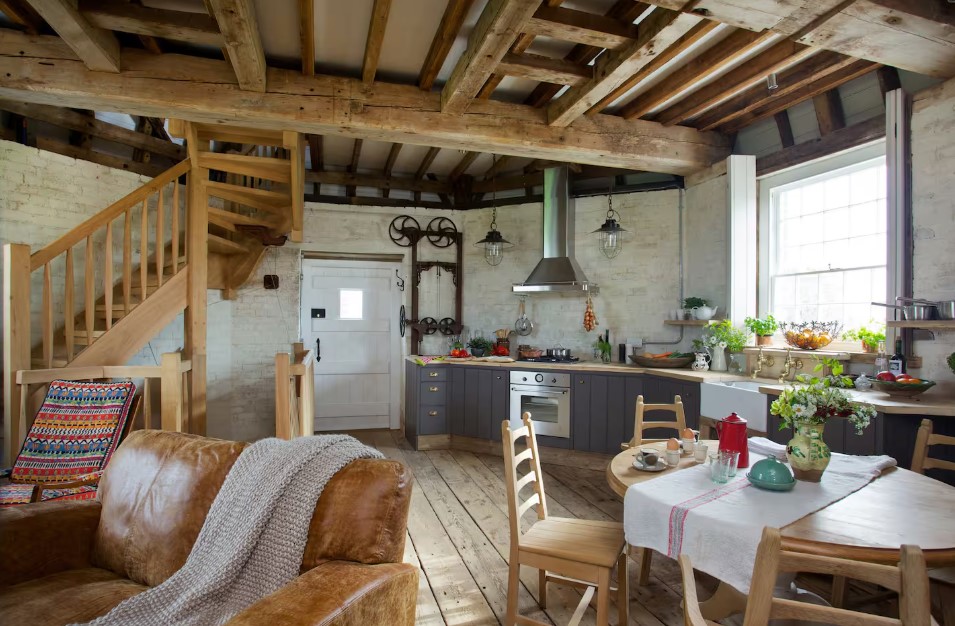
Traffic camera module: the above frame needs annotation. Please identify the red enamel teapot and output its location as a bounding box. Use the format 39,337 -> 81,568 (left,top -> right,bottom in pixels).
715,412 -> 749,468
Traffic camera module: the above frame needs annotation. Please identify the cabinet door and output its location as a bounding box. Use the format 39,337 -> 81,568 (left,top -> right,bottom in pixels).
476,369 -> 495,440
404,361 -> 418,445
604,376 -> 630,453
490,370 -> 508,442
572,373 -> 591,451
448,366 -> 467,436
621,376 -> 643,447
679,382 -> 701,430
464,368 -> 481,438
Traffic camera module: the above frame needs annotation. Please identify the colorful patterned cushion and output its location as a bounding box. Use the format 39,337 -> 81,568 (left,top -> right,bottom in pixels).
0,483 -> 36,507
39,484 -> 100,502
11,380 -> 136,485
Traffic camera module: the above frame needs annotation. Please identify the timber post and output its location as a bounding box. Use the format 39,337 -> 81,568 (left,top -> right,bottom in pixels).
3,243 -> 31,466
183,121 -> 209,435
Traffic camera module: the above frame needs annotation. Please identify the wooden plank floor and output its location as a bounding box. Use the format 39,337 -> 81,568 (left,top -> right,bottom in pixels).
354,430 -> 707,626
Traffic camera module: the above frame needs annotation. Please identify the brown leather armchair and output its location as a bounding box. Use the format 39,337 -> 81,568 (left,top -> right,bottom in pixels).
0,430 -> 417,626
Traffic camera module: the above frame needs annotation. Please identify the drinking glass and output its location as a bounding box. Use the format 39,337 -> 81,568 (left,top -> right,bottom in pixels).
710,450 -> 739,484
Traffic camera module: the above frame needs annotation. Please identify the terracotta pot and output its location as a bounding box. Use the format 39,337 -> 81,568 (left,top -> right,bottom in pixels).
862,341 -> 877,353
756,335 -> 773,346
786,422 -> 830,482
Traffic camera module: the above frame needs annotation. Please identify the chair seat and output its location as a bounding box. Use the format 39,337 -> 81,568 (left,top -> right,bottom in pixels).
930,566 -> 955,586
520,517 -> 625,568
0,567 -> 147,626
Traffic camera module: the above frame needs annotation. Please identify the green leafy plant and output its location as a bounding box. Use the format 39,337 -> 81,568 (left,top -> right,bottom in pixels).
700,320 -> 748,353
744,314 -> 778,337
801,356 -> 854,389
593,336 -> 612,359
770,376 -> 876,435
683,296 -> 709,309
466,336 -> 492,351
842,321 -> 886,351
948,351 -> 955,375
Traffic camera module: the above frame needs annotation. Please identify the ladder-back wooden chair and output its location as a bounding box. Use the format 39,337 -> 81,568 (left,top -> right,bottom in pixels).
622,394 -> 687,449
681,527 -> 932,626
502,413 -> 628,626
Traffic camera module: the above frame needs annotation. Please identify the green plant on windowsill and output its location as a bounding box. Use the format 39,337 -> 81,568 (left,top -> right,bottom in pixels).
467,336 -> 493,357
744,314 -> 779,337
699,320 -> 749,353
798,356 -> 854,389
842,322 -> 886,353
683,296 -> 709,309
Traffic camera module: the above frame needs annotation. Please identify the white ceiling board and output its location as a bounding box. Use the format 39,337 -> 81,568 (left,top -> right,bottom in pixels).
377,0 -> 448,83
253,0 -> 299,63
433,0 -> 489,87
141,0 -> 207,13
313,0 -> 374,75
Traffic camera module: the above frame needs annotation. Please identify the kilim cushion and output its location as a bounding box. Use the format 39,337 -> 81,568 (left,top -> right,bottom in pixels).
0,483 -> 35,507
10,380 -> 136,485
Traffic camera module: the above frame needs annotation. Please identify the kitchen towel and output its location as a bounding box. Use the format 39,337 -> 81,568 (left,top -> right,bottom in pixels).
623,448 -> 896,593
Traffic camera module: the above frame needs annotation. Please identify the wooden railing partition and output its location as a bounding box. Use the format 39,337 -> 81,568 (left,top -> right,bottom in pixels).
11,352 -> 192,463
275,342 -> 315,439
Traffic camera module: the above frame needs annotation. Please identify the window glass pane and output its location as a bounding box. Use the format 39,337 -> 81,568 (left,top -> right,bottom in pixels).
339,289 -> 363,320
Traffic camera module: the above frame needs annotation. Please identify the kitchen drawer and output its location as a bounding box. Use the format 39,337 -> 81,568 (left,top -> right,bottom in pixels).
419,381 -> 447,405
421,368 -> 447,382
419,405 -> 447,435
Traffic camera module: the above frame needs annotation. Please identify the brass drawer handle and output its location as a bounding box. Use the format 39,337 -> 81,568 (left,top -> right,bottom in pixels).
428,410 -> 438,417
429,372 -> 439,377
429,386 -> 439,392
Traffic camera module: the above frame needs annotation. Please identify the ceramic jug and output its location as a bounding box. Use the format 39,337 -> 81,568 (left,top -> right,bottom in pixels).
691,352 -> 711,371
715,412 -> 749,469
691,305 -> 719,320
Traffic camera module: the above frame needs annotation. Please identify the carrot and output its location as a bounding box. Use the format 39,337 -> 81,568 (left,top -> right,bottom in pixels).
653,351 -> 673,359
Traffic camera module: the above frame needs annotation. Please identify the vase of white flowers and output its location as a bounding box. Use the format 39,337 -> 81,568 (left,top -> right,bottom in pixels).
769,379 -> 876,482
694,320 -> 747,373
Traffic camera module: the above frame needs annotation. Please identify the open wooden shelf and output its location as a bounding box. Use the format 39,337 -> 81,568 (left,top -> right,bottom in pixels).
886,320 -> 955,330
663,319 -> 713,326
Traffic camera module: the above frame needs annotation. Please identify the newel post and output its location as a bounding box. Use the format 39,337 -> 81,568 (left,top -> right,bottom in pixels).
275,351 -> 291,440
3,243 -> 31,466
160,352 -> 184,433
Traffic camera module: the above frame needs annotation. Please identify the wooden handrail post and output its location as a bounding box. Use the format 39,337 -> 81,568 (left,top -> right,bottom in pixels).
275,351 -> 291,440
160,352 -> 183,432
3,243 -> 31,466
283,131 -> 304,243
184,121 -> 209,435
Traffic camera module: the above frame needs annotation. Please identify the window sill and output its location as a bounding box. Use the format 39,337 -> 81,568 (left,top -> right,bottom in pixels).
741,346 -> 922,369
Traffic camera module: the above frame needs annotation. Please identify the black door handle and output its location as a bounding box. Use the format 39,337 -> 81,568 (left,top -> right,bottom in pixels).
315,337 -> 321,362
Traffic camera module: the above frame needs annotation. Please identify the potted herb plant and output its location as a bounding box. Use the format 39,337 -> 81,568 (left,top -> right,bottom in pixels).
467,336 -> 493,358
683,296 -> 717,320
696,320 -> 748,372
842,322 -> 886,353
744,314 -> 778,346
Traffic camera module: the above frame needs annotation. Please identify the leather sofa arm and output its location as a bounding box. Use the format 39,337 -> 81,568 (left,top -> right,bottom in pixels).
0,499 -> 102,587
225,561 -> 419,626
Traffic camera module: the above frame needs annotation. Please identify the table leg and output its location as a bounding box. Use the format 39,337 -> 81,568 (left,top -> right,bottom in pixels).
699,582 -> 747,621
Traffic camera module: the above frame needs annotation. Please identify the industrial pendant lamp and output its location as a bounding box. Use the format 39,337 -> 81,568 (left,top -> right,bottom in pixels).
592,178 -> 626,259
475,206 -> 512,266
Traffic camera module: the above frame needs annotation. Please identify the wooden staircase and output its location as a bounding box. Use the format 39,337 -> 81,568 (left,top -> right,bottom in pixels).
4,121 -> 304,463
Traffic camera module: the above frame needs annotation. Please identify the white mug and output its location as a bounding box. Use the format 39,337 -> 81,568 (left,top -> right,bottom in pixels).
694,443 -> 708,463
665,449 -> 681,466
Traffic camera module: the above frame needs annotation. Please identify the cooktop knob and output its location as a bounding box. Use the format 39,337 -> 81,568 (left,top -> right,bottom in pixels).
522,377 -> 527,382
535,373 -> 544,383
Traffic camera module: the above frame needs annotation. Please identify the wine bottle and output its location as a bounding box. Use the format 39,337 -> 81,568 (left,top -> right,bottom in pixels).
889,338 -> 906,376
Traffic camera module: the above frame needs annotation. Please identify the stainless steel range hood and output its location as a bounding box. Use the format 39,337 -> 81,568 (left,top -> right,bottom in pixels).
513,167 -> 598,294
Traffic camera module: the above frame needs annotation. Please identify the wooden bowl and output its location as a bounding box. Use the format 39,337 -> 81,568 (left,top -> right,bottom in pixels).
628,355 -> 694,369
871,379 -> 936,397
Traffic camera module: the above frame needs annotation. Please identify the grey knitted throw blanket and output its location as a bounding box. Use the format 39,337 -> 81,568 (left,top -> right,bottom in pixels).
79,435 -> 382,626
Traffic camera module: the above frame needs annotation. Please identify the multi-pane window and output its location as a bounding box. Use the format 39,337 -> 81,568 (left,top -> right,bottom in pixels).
768,157 -> 887,330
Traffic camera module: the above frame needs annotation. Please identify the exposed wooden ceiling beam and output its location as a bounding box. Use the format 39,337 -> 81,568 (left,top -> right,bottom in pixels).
449,150 -> 478,179
307,133 -> 322,194
0,0 -> 45,34
307,170 -> 449,195
78,0 -> 223,47
774,111 -> 794,148
308,193 -> 448,210
546,6 -> 700,127
0,35 -> 730,174
381,142 -> 402,198
588,19 -> 718,115
524,0 -> 651,108
346,138 -> 363,197
618,28 -> 775,120
497,53 -> 591,86
757,114 -> 884,177
414,147 -> 440,179
813,89 -> 845,136
652,39 -> 816,126
875,65 -> 901,99
719,59 -> 880,134
205,0 -> 266,92
138,35 -> 163,54
483,154 -> 512,178
418,0 -> 475,91
36,135 -> 167,176
25,0 -> 120,72
523,5 -> 640,49
441,0 -> 541,115
692,50 -> 858,131
362,0 -> 392,83
299,0 -> 315,75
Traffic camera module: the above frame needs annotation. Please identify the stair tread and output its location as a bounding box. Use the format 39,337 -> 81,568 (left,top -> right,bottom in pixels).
208,207 -> 281,229
198,153 -> 291,184
205,181 -> 290,215
208,233 -> 251,255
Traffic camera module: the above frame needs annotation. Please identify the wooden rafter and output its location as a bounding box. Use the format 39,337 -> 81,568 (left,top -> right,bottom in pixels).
774,111 -> 794,148
78,0 -> 223,47
138,35 -> 162,54
652,39 -> 816,126
346,138 -> 363,197
719,59 -> 880,134
0,35 -> 730,174
414,147 -> 440,179
25,0 -> 120,72
757,115 -> 884,177
205,0 -> 266,92
547,6 -> 700,127
381,143 -> 402,198
875,66 -> 901,99
299,0 -> 315,76
418,0 -> 475,91
307,170 -> 451,195
692,50 -> 856,131
307,134 -> 322,194
483,154 -> 512,179
362,0 -> 392,83
497,53 -> 591,86
618,28 -> 775,120
449,151 -> 478,179
0,0 -> 45,34
524,0 -> 651,108
523,5 -> 640,49
813,89 -> 845,136
35,136 -> 167,176
441,0 -> 541,115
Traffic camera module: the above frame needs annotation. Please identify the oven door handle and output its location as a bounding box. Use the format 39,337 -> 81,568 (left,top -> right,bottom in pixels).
511,387 -> 568,396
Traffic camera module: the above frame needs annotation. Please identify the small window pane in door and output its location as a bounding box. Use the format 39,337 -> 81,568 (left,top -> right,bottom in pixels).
339,289 -> 364,320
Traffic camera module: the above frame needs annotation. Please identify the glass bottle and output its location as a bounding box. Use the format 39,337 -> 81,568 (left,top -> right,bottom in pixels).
889,338 -> 906,376
874,340 -> 888,375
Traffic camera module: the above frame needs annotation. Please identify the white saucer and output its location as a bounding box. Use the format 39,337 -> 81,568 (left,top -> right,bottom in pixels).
632,457 -> 668,472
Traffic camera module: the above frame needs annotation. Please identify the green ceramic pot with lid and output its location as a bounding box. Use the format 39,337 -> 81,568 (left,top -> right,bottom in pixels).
747,456 -> 796,492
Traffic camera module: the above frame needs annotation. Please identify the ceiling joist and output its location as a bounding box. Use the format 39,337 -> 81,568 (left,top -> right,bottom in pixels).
78,0 -> 223,48
205,0 -> 266,92
362,0 -> 392,83
25,0 -> 120,72
299,0 -> 315,75
418,0 -> 475,91
497,52 -> 592,86
523,6 -> 641,49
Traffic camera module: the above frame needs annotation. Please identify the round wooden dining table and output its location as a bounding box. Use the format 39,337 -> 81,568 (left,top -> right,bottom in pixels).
608,440 -> 955,618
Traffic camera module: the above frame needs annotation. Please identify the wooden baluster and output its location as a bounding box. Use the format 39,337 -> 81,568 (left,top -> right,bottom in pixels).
140,198 -> 148,301
143,378 -> 152,429
155,185 -> 164,288
123,209 -> 132,316
171,180 -> 180,275
275,352 -> 290,439
65,248 -> 75,362
160,352 -> 182,432
85,235 -> 94,347
104,222 -> 113,330
42,262 -> 52,367
182,370 -> 190,433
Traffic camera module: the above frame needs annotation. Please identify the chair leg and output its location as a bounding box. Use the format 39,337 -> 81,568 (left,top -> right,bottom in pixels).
539,567 -> 547,609
637,547 -> 653,586
831,575 -> 848,608
616,551 -> 629,625
941,582 -> 955,626
596,567 -> 611,626
506,558 -> 520,626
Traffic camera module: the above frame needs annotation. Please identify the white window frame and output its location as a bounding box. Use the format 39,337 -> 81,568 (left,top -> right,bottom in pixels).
757,141 -> 887,319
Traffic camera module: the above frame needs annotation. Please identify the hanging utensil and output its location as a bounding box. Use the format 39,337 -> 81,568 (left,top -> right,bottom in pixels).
515,296 -> 534,336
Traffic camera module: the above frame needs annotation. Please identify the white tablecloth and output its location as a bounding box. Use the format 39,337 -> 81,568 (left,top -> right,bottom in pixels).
623,440 -> 895,593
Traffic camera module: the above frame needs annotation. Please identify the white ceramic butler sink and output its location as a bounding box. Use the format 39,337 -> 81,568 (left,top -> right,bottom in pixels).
700,380 -> 768,433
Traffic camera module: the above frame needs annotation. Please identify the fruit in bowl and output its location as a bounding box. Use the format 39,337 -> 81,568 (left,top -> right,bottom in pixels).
779,321 -> 842,350
871,377 -> 935,398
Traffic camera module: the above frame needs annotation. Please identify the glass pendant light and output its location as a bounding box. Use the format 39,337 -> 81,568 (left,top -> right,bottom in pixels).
592,179 -> 626,259
475,206 -> 512,266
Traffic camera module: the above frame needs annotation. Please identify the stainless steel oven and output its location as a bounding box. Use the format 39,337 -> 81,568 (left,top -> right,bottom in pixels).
509,370 -> 571,438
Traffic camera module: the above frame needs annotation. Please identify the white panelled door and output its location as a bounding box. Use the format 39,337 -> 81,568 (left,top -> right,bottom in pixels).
300,260 -> 400,430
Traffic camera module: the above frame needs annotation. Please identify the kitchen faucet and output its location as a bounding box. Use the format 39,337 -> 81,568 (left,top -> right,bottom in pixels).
751,347 -> 775,379
777,348 -> 803,384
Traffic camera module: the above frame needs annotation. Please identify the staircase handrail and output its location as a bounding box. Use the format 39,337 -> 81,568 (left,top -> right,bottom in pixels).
275,342 -> 315,439
31,159 -> 191,270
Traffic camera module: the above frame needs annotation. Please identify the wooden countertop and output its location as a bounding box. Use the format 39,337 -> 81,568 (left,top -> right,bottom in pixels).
757,383 -> 955,417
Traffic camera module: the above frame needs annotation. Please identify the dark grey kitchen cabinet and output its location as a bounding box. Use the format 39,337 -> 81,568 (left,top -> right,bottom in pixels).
571,373 -> 643,454
448,366 -> 467,437
640,376 -> 700,438
489,369 -> 508,442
